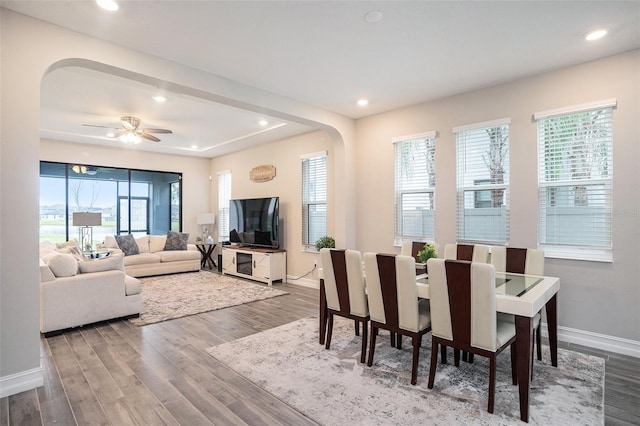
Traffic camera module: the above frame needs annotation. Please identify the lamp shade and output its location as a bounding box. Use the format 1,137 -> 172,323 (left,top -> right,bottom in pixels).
197,213 -> 215,225
73,212 -> 102,226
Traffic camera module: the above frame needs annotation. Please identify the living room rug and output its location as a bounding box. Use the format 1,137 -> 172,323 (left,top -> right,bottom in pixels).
129,271 -> 288,326
206,316 -> 604,425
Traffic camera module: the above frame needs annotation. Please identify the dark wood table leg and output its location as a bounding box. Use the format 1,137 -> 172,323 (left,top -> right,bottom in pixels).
546,294 -> 558,367
515,315 -> 533,423
206,244 -> 217,269
195,245 -> 207,268
319,279 -> 327,345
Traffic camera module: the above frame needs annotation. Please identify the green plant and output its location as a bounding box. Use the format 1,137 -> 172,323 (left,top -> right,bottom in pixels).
196,236 -> 203,242
417,243 -> 437,263
315,236 -> 336,251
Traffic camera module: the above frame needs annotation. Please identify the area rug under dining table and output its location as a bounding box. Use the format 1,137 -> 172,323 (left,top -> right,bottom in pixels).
206,316 -> 604,425
129,271 -> 288,326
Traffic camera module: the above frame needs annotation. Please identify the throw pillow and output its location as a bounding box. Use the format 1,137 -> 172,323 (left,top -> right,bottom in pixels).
78,253 -> 125,273
104,235 -> 119,249
149,235 -> 167,253
115,234 -> 140,256
136,236 -> 150,253
163,230 -> 189,251
56,239 -> 81,252
230,229 -> 241,243
47,253 -> 78,277
57,245 -> 88,261
254,230 -> 272,246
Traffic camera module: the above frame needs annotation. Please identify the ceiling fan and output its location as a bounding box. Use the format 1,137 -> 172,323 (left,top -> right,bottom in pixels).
83,115 -> 172,143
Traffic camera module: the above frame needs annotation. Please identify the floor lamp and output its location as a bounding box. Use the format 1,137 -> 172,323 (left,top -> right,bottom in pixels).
196,213 -> 215,243
73,212 -> 102,251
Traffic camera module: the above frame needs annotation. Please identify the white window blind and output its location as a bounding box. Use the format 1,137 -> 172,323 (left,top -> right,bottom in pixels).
393,132 -> 436,245
302,153 -> 327,249
217,171 -> 231,242
454,119 -> 510,244
536,103 -> 614,262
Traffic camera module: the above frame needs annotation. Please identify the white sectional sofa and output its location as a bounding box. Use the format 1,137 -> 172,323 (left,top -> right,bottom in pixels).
39,244 -> 142,335
103,234 -> 201,278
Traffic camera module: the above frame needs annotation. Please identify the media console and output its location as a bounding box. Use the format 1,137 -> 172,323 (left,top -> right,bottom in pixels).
221,246 -> 286,286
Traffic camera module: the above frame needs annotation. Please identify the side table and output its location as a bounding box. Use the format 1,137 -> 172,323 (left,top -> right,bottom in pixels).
83,250 -> 113,259
195,244 -> 217,269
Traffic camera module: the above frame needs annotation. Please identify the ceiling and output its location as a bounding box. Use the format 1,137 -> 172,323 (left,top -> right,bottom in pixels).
2,1 -> 639,158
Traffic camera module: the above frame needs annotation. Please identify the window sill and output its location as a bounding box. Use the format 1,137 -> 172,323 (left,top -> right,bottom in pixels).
541,246 -> 612,263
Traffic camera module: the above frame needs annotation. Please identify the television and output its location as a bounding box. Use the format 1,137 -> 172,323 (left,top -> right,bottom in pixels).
229,196 -> 280,248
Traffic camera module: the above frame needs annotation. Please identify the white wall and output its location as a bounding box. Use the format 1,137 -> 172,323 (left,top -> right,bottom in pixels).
0,8 -> 355,397
40,139 -> 211,240
210,130 -> 333,281
355,50 -> 640,343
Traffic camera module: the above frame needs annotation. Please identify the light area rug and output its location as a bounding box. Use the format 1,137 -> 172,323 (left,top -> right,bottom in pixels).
129,271 -> 288,326
206,316 -> 604,426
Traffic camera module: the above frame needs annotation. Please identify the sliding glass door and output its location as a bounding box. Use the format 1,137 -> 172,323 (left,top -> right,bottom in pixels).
39,161 -> 182,245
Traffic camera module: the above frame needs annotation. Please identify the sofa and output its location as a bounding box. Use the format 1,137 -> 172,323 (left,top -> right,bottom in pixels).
39,242 -> 142,335
102,233 -> 201,278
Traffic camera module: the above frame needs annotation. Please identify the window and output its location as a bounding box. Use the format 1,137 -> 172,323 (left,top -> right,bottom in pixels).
170,181 -> 181,231
393,132 -> 436,245
535,99 -> 615,261
302,152 -> 327,249
454,119 -> 510,244
39,162 -> 181,245
218,170 -> 232,242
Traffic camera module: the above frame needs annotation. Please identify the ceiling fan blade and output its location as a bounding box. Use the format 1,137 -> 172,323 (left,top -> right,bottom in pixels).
140,132 -> 161,142
82,124 -> 120,130
141,128 -> 172,134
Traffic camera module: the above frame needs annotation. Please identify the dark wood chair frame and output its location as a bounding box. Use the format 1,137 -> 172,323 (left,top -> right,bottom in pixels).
323,249 -> 370,364
366,254 -> 431,385
427,260 -> 517,414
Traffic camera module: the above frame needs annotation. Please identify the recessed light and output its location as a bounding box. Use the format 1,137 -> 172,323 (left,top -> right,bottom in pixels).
152,95 -> 167,103
585,29 -> 607,41
357,99 -> 369,107
96,0 -> 119,12
258,120 -> 269,126
190,144 -> 198,149
106,132 -> 115,138
365,10 -> 383,23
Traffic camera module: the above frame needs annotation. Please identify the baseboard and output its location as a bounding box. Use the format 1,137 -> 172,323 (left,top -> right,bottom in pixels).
0,366 -> 43,398
541,323 -> 640,358
286,276 -> 319,289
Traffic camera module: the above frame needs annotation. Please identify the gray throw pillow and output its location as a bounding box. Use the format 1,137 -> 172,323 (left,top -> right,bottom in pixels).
115,234 -> 140,256
164,230 -> 189,251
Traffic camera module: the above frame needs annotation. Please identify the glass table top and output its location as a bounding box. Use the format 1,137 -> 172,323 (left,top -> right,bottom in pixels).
417,273 -> 544,298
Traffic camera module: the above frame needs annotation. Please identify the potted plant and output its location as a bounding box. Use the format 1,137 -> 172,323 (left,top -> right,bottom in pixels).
315,236 -> 336,251
417,242 -> 437,263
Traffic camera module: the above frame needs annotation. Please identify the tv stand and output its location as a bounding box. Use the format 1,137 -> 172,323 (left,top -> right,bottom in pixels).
222,246 -> 286,286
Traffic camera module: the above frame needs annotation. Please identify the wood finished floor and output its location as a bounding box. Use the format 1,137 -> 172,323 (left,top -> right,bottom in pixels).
2,276 -> 639,425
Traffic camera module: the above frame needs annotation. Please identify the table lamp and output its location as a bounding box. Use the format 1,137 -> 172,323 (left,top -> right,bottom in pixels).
73,212 -> 102,251
196,213 -> 215,243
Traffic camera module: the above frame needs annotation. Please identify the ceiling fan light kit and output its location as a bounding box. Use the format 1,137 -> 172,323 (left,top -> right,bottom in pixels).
72,165 -> 97,175
119,133 -> 142,144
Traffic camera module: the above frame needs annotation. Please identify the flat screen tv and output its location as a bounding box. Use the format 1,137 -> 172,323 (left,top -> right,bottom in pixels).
229,196 -> 280,248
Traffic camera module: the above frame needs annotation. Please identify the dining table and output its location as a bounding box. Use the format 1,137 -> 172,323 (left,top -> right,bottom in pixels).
318,268 -> 560,423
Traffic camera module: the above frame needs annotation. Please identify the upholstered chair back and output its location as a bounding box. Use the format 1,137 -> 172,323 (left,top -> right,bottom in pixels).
320,248 -> 368,317
443,243 -> 489,263
490,247 -> 544,276
400,241 -> 439,263
427,258 -> 498,352
364,253 -> 421,332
